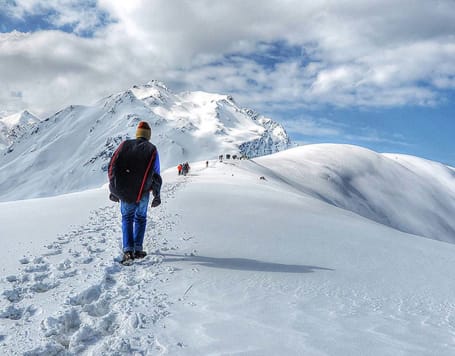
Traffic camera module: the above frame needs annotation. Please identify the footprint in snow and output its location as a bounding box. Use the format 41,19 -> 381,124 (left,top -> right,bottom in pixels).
5,182 -> 188,354
19,257 -> 30,265
43,243 -> 63,256
0,304 -> 24,320
3,287 -> 25,303
67,285 -> 102,307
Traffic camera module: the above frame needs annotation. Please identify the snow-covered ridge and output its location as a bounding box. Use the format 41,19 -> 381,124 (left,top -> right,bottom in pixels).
255,144 -> 455,243
0,81 -> 290,201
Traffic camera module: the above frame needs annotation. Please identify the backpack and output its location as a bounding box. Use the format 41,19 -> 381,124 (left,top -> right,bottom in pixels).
108,139 -> 157,203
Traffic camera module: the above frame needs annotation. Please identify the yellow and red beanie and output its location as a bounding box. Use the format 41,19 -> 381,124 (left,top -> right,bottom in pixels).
136,121 -> 151,140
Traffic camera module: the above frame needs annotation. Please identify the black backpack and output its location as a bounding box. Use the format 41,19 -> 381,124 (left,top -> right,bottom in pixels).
108,139 -> 158,203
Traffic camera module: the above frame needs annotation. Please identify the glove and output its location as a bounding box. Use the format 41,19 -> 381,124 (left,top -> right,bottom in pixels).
109,193 -> 119,202
151,173 -> 162,198
151,195 -> 161,207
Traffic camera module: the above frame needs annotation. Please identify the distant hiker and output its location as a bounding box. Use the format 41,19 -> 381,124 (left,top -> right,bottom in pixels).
219,155 -> 223,162
182,162 -> 190,176
206,160 -> 209,168
108,121 -> 162,265
178,163 -> 183,175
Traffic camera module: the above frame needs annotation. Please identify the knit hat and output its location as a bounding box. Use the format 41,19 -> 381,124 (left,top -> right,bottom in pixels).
136,121 -> 151,140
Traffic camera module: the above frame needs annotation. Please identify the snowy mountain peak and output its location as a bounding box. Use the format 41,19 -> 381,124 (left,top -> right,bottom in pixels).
0,110 -> 40,150
1,110 -> 40,128
145,79 -> 170,91
130,82 -> 171,105
0,81 -> 291,201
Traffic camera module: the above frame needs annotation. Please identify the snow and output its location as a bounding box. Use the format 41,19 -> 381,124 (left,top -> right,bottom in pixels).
0,110 -> 40,150
0,81 -> 289,202
0,187 -> 107,276
1,145 -> 455,355
256,144 -> 455,243
0,110 -> 39,129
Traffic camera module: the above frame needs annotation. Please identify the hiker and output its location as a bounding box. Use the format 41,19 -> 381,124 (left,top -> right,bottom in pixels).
206,160 -> 209,168
108,121 -> 162,264
178,163 -> 182,175
182,162 -> 190,176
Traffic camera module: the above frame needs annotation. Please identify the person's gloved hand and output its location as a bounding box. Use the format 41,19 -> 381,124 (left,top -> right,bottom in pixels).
109,193 -> 119,202
151,195 -> 161,207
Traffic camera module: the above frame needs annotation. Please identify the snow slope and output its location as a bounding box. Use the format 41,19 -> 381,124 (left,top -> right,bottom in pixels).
255,144 -> 455,243
0,81 -> 290,202
1,146 -> 455,355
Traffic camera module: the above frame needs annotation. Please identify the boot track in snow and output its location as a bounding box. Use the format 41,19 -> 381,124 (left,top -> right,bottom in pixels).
0,178 -> 190,355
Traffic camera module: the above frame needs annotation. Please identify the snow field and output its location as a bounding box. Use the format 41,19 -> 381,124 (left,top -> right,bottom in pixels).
0,151 -> 454,355
0,174 -> 190,355
157,160 -> 455,355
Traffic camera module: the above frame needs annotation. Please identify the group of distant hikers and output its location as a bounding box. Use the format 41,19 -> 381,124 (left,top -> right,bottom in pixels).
218,154 -> 248,161
107,120 -> 241,264
177,162 -> 190,176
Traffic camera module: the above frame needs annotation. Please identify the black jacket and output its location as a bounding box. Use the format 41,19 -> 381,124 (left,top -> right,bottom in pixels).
108,138 -> 160,203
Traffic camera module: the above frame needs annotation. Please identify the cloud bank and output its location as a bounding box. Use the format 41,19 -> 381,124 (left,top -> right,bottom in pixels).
1,0 -> 455,118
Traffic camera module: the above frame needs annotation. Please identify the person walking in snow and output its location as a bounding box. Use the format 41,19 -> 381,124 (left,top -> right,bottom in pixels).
182,162 -> 190,176
178,163 -> 183,176
108,121 -> 162,264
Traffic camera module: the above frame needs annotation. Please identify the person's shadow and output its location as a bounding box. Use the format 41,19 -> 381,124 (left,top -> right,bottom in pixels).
157,253 -> 334,274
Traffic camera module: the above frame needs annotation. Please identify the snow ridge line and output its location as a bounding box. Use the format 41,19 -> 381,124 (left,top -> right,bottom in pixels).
0,177 -> 190,355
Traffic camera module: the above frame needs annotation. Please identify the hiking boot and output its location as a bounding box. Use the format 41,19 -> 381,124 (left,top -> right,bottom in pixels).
134,250 -> 147,259
121,251 -> 134,265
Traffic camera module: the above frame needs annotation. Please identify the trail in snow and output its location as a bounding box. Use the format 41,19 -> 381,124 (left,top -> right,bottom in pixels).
1,159 -> 455,355
0,175 -> 191,355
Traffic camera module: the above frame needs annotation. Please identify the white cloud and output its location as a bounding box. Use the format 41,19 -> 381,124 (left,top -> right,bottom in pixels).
1,0 -> 455,116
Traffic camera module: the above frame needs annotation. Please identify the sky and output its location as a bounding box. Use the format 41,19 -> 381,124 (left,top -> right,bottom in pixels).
0,0 -> 454,166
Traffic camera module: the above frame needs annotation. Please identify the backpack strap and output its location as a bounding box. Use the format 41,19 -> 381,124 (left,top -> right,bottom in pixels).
136,148 -> 157,203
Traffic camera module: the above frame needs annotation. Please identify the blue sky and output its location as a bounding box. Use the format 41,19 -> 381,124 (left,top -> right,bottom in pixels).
0,0 -> 454,166
0,0 -> 112,36
273,104 -> 455,166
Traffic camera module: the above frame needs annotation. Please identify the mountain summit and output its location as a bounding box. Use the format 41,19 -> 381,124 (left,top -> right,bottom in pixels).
0,110 -> 40,150
0,81 -> 290,201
